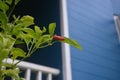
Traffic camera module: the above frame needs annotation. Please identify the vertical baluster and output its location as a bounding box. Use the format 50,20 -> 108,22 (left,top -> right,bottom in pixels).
25,69 -> 31,80
36,71 -> 42,80
47,73 -> 52,80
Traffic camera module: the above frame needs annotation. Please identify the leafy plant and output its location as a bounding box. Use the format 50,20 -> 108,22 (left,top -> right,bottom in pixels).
0,0 -> 82,80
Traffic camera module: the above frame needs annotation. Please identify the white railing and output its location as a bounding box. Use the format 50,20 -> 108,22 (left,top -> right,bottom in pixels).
3,58 -> 60,80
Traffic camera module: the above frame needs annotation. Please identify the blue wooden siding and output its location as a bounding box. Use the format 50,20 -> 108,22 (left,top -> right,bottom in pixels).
111,0 -> 120,14
67,0 -> 120,80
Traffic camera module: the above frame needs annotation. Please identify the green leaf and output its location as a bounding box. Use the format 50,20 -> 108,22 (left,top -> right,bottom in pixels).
12,23 -> 23,36
3,69 -> 20,79
2,63 -> 12,68
0,34 -> 15,50
19,78 -> 26,80
0,11 -> 8,25
3,36 -> 16,50
15,0 -> 21,5
35,34 -> 52,48
0,48 -> 9,65
15,39 -> 24,44
0,1 -> 9,12
62,37 -> 82,50
5,0 -> 12,5
6,23 -> 14,33
42,34 -> 52,42
17,32 -> 32,47
5,0 -> 20,5
0,35 -> 3,46
0,35 -> 3,41
42,27 -> 46,33
20,15 -> 34,27
49,23 -> 56,36
11,48 -> 26,60
35,26 -> 42,35
34,37 -> 43,48
23,36 -> 31,47
22,28 -> 35,36
0,49 -> 9,60
34,26 -> 42,40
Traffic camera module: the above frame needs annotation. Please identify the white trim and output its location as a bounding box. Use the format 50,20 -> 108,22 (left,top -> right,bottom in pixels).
59,0 -> 72,80
114,15 -> 120,42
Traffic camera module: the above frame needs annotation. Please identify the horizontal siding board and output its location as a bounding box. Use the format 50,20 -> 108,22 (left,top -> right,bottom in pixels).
72,71 -> 112,80
69,21 -> 118,45
110,0 -> 120,14
71,58 -> 120,80
72,68 -> 120,80
71,54 -> 120,72
68,0 -> 113,18
67,0 -> 120,80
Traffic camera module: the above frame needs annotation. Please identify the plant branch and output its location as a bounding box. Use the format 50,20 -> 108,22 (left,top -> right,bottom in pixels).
7,0 -> 16,19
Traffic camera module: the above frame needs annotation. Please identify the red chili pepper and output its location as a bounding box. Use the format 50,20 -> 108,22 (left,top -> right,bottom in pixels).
53,35 -> 64,41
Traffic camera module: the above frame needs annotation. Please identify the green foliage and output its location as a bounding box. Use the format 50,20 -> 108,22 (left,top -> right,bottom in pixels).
0,0 -> 82,80
0,11 -> 8,26
2,69 -> 20,79
0,1 -> 9,12
62,37 -> 82,50
20,15 -> 34,27
49,23 -> 56,36
11,48 -> 26,60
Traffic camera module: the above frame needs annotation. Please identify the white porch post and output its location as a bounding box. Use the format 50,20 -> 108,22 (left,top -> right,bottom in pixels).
60,0 -> 72,80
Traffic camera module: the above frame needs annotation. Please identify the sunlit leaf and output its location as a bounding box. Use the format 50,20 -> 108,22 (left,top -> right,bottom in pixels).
62,37 -> 82,50
23,37 -> 31,47
0,49 -> 9,62
49,23 -> 56,36
34,34 -> 52,48
35,25 -> 42,35
34,26 -> 42,40
34,37 -> 43,48
22,28 -> 35,36
11,48 -> 26,60
3,36 -> 15,50
17,32 -> 32,47
12,24 -> 24,38
42,34 -> 52,42
20,15 -> 34,27
6,36 -> 16,50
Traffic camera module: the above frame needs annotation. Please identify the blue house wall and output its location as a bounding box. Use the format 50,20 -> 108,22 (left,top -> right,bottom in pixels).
67,0 -> 120,80
111,0 -> 120,14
